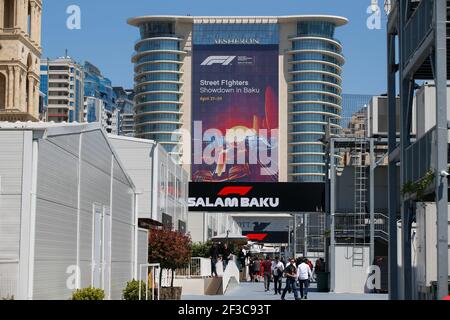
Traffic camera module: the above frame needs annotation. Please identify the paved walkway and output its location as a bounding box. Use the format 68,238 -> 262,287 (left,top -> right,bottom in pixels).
182,281 -> 388,301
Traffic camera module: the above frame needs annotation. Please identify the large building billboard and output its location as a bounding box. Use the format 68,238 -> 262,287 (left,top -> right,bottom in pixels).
192,44 -> 279,182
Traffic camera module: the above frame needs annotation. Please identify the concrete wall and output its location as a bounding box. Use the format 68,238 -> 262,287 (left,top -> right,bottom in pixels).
333,245 -> 370,294
335,165 -> 400,214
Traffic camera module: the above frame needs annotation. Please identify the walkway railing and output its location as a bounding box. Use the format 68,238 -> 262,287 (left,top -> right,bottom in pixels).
334,212 -> 389,243
175,257 -> 211,278
405,127 -> 434,184
138,263 -> 161,301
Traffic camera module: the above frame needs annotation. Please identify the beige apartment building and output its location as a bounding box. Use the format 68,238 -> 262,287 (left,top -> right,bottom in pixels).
0,0 -> 42,122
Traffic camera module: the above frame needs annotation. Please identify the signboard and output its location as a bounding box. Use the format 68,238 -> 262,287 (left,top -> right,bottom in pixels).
191,44 -> 279,182
234,216 -> 291,243
188,183 -> 325,212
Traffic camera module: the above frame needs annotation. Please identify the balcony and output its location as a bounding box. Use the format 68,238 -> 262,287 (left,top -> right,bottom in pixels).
397,0 -> 450,79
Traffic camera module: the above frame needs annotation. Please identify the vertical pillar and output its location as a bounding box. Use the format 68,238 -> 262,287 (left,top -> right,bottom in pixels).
27,76 -> 34,114
30,1 -> 36,41
399,79 -> 414,300
0,0 -> 4,28
398,0 -> 414,300
8,67 -> 14,108
33,82 -> 39,118
37,6 -> 42,46
330,139 -> 336,292
387,31 -> 399,300
13,66 -> 20,108
21,0 -> 27,32
369,138 -> 375,266
434,0 -> 449,300
20,70 -> 26,109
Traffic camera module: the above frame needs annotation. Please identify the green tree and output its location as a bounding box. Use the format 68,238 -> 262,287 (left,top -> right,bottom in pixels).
148,228 -> 192,287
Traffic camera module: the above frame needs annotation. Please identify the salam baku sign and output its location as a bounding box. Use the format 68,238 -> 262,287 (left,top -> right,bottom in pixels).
188,183 -> 325,212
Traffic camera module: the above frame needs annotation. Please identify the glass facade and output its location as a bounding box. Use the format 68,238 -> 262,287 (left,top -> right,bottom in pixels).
341,94 -> 373,128
133,21 -> 183,155
289,21 -> 344,183
193,23 -> 279,45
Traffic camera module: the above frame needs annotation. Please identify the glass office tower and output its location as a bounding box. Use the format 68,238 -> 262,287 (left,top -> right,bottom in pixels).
132,21 -> 185,157
288,20 -> 345,182
129,16 -> 347,181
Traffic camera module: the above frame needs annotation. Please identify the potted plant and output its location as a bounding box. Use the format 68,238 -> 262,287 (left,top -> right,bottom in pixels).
148,228 -> 192,300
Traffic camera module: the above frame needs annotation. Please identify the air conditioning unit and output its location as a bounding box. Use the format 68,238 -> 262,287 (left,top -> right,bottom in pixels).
415,83 -> 450,140
366,95 -> 416,138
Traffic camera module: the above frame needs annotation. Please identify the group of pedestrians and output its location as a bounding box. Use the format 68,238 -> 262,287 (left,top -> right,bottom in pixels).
253,255 -> 320,300
209,242 -> 233,277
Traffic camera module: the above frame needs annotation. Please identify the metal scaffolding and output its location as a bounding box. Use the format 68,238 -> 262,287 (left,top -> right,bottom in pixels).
387,0 -> 449,300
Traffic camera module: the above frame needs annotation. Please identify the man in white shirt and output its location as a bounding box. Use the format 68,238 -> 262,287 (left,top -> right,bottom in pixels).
297,258 -> 313,299
271,256 -> 284,295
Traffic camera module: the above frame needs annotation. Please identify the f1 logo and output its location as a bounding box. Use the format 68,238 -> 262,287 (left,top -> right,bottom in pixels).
217,186 -> 253,196
201,56 -> 236,66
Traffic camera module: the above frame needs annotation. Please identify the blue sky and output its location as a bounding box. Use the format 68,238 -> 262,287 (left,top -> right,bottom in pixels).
42,0 -> 388,95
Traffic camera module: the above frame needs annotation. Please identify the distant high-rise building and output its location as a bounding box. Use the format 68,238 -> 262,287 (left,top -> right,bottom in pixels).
0,0 -> 43,122
83,61 -> 117,133
113,87 -> 135,136
341,94 -> 373,129
129,15 -> 348,181
40,57 -> 84,123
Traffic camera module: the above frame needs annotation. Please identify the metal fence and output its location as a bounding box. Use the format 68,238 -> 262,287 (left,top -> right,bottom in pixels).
175,258 -> 212,279
0,278 -> 16,300
405,127 -> 434,184
402,0 -> 434,67
334,212 -> 389,244
0,261 -> 17,300
138,263 -> 161,301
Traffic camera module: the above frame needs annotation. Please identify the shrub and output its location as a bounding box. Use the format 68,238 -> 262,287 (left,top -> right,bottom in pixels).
123,280 -> 147,300
71,287 -> 105,300
192,241 -> 213,258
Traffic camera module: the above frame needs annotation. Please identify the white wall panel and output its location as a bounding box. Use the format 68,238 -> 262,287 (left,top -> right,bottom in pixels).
47,135 -> 80,158
33,260 -> 75,300
138,229 -> 148,266
37,140 -> 78,209
0,195 -> 21,260
0,131 -> 23,194
79,161 -> 111,215
110,262 -> 133,300
112,180 -> 134,225
34,199 -> 77,261
81,131 -> 112,175
111,220 -> 133,262
78,210 -> 93,262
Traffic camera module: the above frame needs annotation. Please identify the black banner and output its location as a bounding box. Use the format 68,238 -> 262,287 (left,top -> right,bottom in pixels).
188,183 -> 325,212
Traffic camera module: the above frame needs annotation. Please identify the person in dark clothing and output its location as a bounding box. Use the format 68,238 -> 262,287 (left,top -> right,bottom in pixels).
222,244 -> 232,271
262,256 -> 272,292
238,248 -> 246,272
281,259 -> 300,301
209,243 -> 219,277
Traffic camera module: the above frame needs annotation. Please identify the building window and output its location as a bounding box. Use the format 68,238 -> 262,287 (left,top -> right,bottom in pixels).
0,73 -> 6,109
3,0 -> 15,28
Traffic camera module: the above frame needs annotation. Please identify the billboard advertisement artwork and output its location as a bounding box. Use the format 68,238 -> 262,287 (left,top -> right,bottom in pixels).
192,44 -> 279,182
